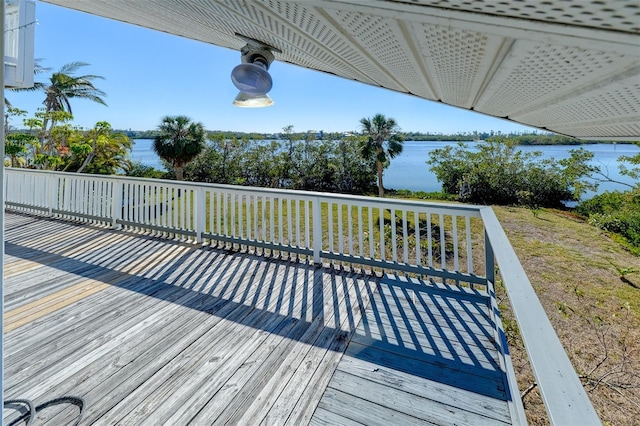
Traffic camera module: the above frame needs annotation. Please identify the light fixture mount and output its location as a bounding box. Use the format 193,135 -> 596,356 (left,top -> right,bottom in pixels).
231,34 -> 281,97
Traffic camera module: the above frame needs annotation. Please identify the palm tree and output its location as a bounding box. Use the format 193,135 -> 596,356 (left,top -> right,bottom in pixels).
360,114 -> 404,197
41,61 -> 107,114
153,116 -> 206,180
12,61 -> 107,163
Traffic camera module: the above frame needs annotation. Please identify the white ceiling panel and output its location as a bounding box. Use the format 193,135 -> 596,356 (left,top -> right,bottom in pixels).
42,0 -> 640,140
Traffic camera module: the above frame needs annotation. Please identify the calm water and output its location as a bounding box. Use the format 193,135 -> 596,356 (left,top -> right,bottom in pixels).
131,139 -> 638,199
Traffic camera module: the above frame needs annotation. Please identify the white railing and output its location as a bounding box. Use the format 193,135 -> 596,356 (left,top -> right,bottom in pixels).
4,169 -> 600,425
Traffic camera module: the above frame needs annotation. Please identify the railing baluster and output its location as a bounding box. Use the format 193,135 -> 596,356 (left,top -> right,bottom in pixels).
261,195 -> 266,243
246,194 -> 252,243
391,207 -> 397,263
112,180 -> 121,228
287,198 -> 293,247
294,199 -> 300,247
368,207 -> 374,260
253,195 -> 259,242
453,214 -> 459,272
427,213 -> 433,267
304,199 -> 312,251
312,198 -> 322,263
379,206 -> 385,261
269,196 -> 275,247
466,216 -> 473,274
358,205 -> 363,258
402,210 -> 408,264
238,193 -> 244,243
328,201 -> 334,253
195,187 -> 204,243
278,197 -> 284,245
439,214 -> 446,270
347,203 -> 353,256
231,193 -> 236,239
338,203 -> 344,255
415,210 -> 421,267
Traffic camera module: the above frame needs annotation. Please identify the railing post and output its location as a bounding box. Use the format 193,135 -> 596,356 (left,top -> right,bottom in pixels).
312,197 -> 322,264
485,228 -> 495,285
111,179 -> 122,229
47,173 -> 55,216
195,187 -> 205,243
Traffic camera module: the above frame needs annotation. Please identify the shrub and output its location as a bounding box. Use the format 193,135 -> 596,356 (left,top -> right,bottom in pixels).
427,138 -> 597,208
578,190 -> 640,248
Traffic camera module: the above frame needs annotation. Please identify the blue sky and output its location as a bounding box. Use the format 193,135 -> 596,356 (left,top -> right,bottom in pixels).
6,1 -> 539,135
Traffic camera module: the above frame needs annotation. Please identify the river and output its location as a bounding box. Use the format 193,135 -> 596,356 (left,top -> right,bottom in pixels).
131,139 -> 638,199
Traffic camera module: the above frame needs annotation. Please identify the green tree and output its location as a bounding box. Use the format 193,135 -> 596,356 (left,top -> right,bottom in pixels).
153,115 -> 206,181
427,138 -> 597,207
5,133 -> 36,167
617,142 -> 640,186
184,134 -> 248,184
336,135 -> 378,194
9,61 -> 107,168
58,121 -> 132,174
360,114 -> 404,197
28,62 -> 107,155
240,140 -> 284,188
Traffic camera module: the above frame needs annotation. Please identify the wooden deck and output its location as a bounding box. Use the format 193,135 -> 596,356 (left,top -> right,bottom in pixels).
3,212 -> 513,425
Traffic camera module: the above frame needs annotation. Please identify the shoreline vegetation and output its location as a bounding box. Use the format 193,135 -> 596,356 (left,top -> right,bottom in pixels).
108,129 -> 634,145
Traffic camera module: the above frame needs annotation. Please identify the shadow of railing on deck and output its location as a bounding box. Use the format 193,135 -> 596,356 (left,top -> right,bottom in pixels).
5,214 -> 509,402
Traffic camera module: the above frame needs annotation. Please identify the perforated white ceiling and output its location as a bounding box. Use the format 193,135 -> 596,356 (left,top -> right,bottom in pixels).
42,0 -> 640,140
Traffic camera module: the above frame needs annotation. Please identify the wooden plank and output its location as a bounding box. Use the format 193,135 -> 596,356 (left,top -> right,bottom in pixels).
336,355 -> 511,423
225,312 -> 335,425
364,291 -> 495,345
343,341 -> 506,400
261,275 -> 372,425
49,306 -> 300,425
5,283 -> 209,398
101,294 -> 298,424
189,270 -> 332,425
318,387 -> 430,426
85,257 -> 302,424
155,265 -> 310,424
3,265 -> 188,354
3,212 -> 517,426
357,302 -> 498,356
326,369 -> 510,426
350,325 -> 501,373
5,279 -> 184,378
41,288 -> 254,425
375,283 -> 492,327
310,407 -> 366,426
133,264 -> 311,424
4,241 -> 197,332
284,279 -> 373,425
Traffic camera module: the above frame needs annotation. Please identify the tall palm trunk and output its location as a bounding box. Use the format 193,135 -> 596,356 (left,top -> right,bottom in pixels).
175,164 -> 185,181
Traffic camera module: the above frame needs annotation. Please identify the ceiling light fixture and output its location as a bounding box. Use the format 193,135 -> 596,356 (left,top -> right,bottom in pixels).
231,34 -> 280,107
232,92 -> 274,108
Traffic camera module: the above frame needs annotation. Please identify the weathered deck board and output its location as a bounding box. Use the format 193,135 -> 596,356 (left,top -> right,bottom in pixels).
314,277 -> 511,425
3,212 -> 513,425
